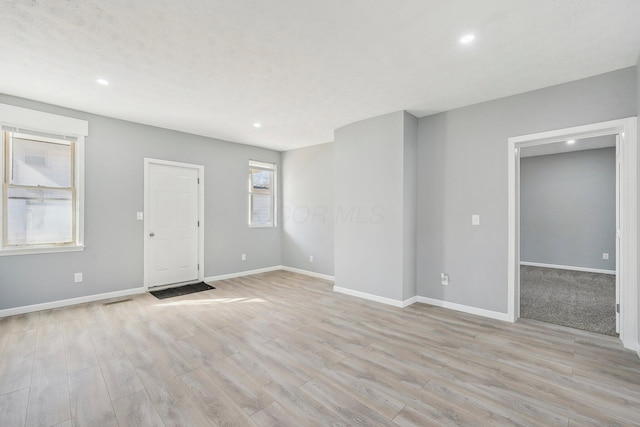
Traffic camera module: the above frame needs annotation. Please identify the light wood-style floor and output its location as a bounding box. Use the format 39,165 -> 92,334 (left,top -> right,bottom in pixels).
1,271 -> 639,426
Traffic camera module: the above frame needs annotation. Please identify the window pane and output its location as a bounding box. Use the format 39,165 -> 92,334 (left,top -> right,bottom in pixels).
252,169 -> 272,193
251,193 -> 272,226
11,136 -> 72,188
6,187 -> 73,245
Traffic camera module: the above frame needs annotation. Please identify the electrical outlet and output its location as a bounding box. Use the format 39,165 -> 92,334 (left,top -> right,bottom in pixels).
603,253 -> 609,260
241,253 -> 246,261
74,272 -> 83,283
440,273 -> 449,286
472,214 -> 480,226
309,255 -> 314,263
136,211 -> 144,220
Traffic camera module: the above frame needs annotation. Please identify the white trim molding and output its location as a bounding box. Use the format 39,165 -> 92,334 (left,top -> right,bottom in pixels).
143,158 -> 205,291
0,102 -> 88,136
206,266 -> 335,283
508,117 -> 638,352
333,286 -> 416,308
280,266 -> 334,281
0,104 -> 87,256
0,287 -> 145,318
204,266 -> 282,282
416,296 -> 510,322
0,244 -> 86,257
520,261 -> 616,275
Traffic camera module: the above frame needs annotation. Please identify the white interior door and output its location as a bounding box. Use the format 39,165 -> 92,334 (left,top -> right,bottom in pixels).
147,162 -> 200,287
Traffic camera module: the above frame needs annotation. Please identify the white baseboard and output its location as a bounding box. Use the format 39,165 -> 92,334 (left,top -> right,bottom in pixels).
403,296 -> 418,307
625,339 -> 640,357
205,266 -> 335,283
0,266 -> 328,318
333,286 -> 415,308
0,287 -> 146,318
520,261 -> 615,275
204,266 -> 282,282
416,296 -> 510,322
0,269 -> 502,326
280,266 -> 334,281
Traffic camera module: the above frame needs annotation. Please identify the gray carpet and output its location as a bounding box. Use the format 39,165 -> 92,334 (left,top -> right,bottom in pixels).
520,265 -> 617,336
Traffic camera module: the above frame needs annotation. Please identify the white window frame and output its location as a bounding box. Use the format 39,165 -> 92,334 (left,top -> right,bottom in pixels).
248,160 -> 277,228
0,103 -> 87,256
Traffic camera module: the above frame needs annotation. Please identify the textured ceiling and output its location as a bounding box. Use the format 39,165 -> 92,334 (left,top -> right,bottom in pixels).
1,1 -> 639,151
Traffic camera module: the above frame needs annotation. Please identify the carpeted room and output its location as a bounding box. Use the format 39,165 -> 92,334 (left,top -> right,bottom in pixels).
519,139 -> 618,336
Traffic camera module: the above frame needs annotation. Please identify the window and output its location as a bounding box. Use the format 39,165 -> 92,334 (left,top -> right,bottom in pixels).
0,103 -> 87,255
248,160 -> 276,227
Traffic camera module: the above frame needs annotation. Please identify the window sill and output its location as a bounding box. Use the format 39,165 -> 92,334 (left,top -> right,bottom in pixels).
0,244 -> 85,257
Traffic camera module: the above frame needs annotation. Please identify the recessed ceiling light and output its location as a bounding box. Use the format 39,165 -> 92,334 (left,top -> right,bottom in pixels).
96,78 -> 109,86
459,34 -> 475,44
567,139 -> 576,145
253,123 -> 262,128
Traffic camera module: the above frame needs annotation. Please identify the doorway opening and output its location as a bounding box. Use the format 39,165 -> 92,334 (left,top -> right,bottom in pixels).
507,118 -> 638,350
518,137 -> 617,335
144,158 -> 205,291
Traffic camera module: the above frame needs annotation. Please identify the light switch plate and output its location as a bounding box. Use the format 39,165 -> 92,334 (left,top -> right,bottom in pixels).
472,214 -> 480,226
137,212 -> 144,220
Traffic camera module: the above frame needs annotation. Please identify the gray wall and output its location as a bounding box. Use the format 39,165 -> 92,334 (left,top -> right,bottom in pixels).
402,112 -> 418,300
2,66 -> 637,316
334,111 -> 405,300
0,94 -> 281,310
334,110 -> 417,302
520,148 -> 616,271
417,67 -> 637,313
281,142 -> 334,276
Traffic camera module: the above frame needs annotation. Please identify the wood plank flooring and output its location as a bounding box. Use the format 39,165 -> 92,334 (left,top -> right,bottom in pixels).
0,270 -> 639,426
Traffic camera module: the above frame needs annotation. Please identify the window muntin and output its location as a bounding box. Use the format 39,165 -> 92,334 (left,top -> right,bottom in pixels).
3,130 -> 77,248
249,160 -> 276,227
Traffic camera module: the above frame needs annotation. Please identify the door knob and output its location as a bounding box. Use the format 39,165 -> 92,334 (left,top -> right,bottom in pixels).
149,232 -> 155,237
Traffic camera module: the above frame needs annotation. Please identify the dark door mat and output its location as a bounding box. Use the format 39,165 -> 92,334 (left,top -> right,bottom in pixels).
150,282 -> 215,300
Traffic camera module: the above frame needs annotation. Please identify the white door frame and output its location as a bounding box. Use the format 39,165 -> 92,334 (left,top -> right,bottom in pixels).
143,158 -> 205,291
507,117 -> 638,352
